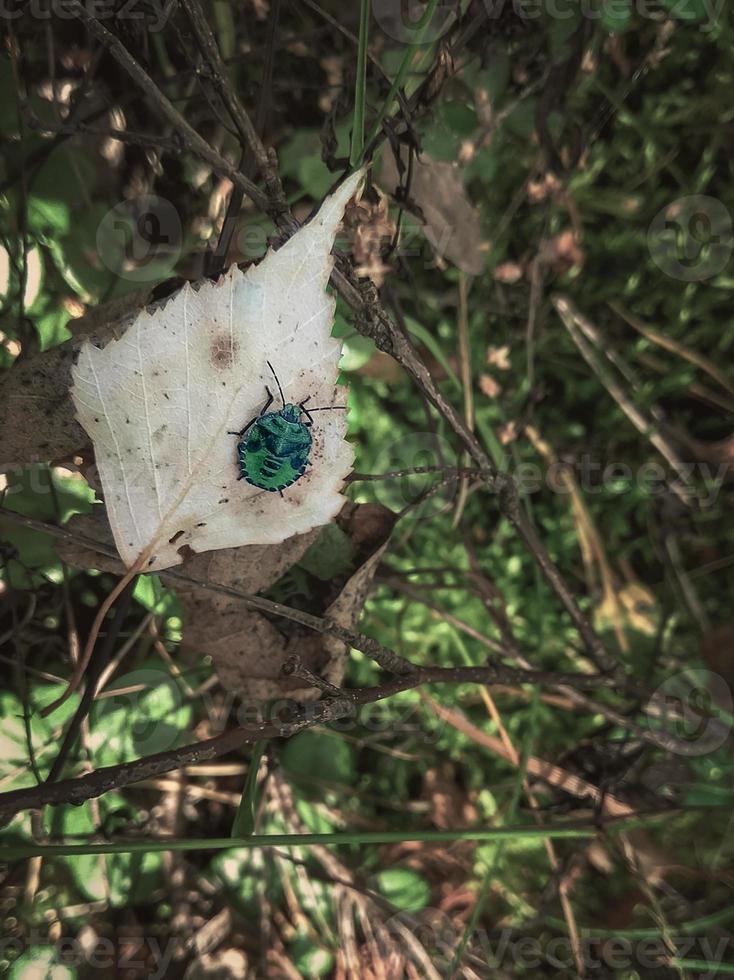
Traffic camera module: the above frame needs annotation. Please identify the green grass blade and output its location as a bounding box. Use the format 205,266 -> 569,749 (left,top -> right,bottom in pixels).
0,822 -> 631,860
546,905 -> 734,940
672,960 -> 734,975
349,0 -> 370,167
230,739 -> 267,837
446,639 -> 539,977
362,0 -> 441,154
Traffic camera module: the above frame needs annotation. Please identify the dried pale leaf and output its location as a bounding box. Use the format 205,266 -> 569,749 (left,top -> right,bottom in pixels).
58,507 -> 322,604
380,150 -> 486,276
492,262 -> 523,284
319,537 -> 390,671
0,288 -> 152,471
486,344 -> 511,370
498,421 -> 517,445
343,188 -> 396,287
539,230 -> 584,274
172,525 -> 322,604
199,503 -> 395,701
479,373 -> 501,399
70,171 -> 364,572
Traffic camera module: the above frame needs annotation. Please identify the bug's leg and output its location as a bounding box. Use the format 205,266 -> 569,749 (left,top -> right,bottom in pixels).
228,416 -> 257,438
228,387 -> 275,438
299,398 -> 315,426
278,489 -> 284,498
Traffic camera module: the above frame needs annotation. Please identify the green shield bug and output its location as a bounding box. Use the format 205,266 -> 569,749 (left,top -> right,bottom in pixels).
229,361 -> 346,497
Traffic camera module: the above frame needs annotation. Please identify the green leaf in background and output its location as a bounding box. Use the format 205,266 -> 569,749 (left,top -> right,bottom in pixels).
1,465 -> 96,524
288,935 -> 334,978
230,740 -> 267,838
210,847 -> 278,915
601,0 -> 633,33
31,681 -> 81,731
7,946 -> 77,980
685,752 -> 734,807
279,129 -> 347,200
339,334 -> 375,372
375,868 -> 431,912
50,792 -> 166,908
660,0 -> 709,22
49,202 -> 121,302
503,98 -> 538,139
441,102 -> 478,137
34,307 -> 73,351
0,522 -> 61,589
45,801 -> 107,903
28,197 -> 71,240
105,846 -> 164,908
463,50 -> 511,105
31,144 -> 96,208
133,573 -> 179,616
420,102 -> 479,161
294,799 -> 337,834
280,732 -> 356,792
299,524 -> 354,581
0,466 -> 96,588
546,8 -> 583,60
0,692 -> 51,791
0,682 -> 82,791
88,656 -> 192,766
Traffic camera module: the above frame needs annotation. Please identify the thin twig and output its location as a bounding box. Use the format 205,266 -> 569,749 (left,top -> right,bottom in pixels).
0,658 -> 662,825
553,294 -> 694,505
180,0 -> 286,208
68,1 -> 271,214
45,580 -> 137,782
609,301 -> 734,399
40,562 -> 142,717
452,270 -> 473,527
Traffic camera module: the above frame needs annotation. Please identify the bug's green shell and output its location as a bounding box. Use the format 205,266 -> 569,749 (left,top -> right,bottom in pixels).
238,405 -> 313,492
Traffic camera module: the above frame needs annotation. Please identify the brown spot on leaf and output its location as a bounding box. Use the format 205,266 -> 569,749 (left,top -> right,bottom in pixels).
210,333 -> 239,370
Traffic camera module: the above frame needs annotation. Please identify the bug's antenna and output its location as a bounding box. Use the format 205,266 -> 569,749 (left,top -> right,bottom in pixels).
266,360 -> 285,408
304,406 -> 348,412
